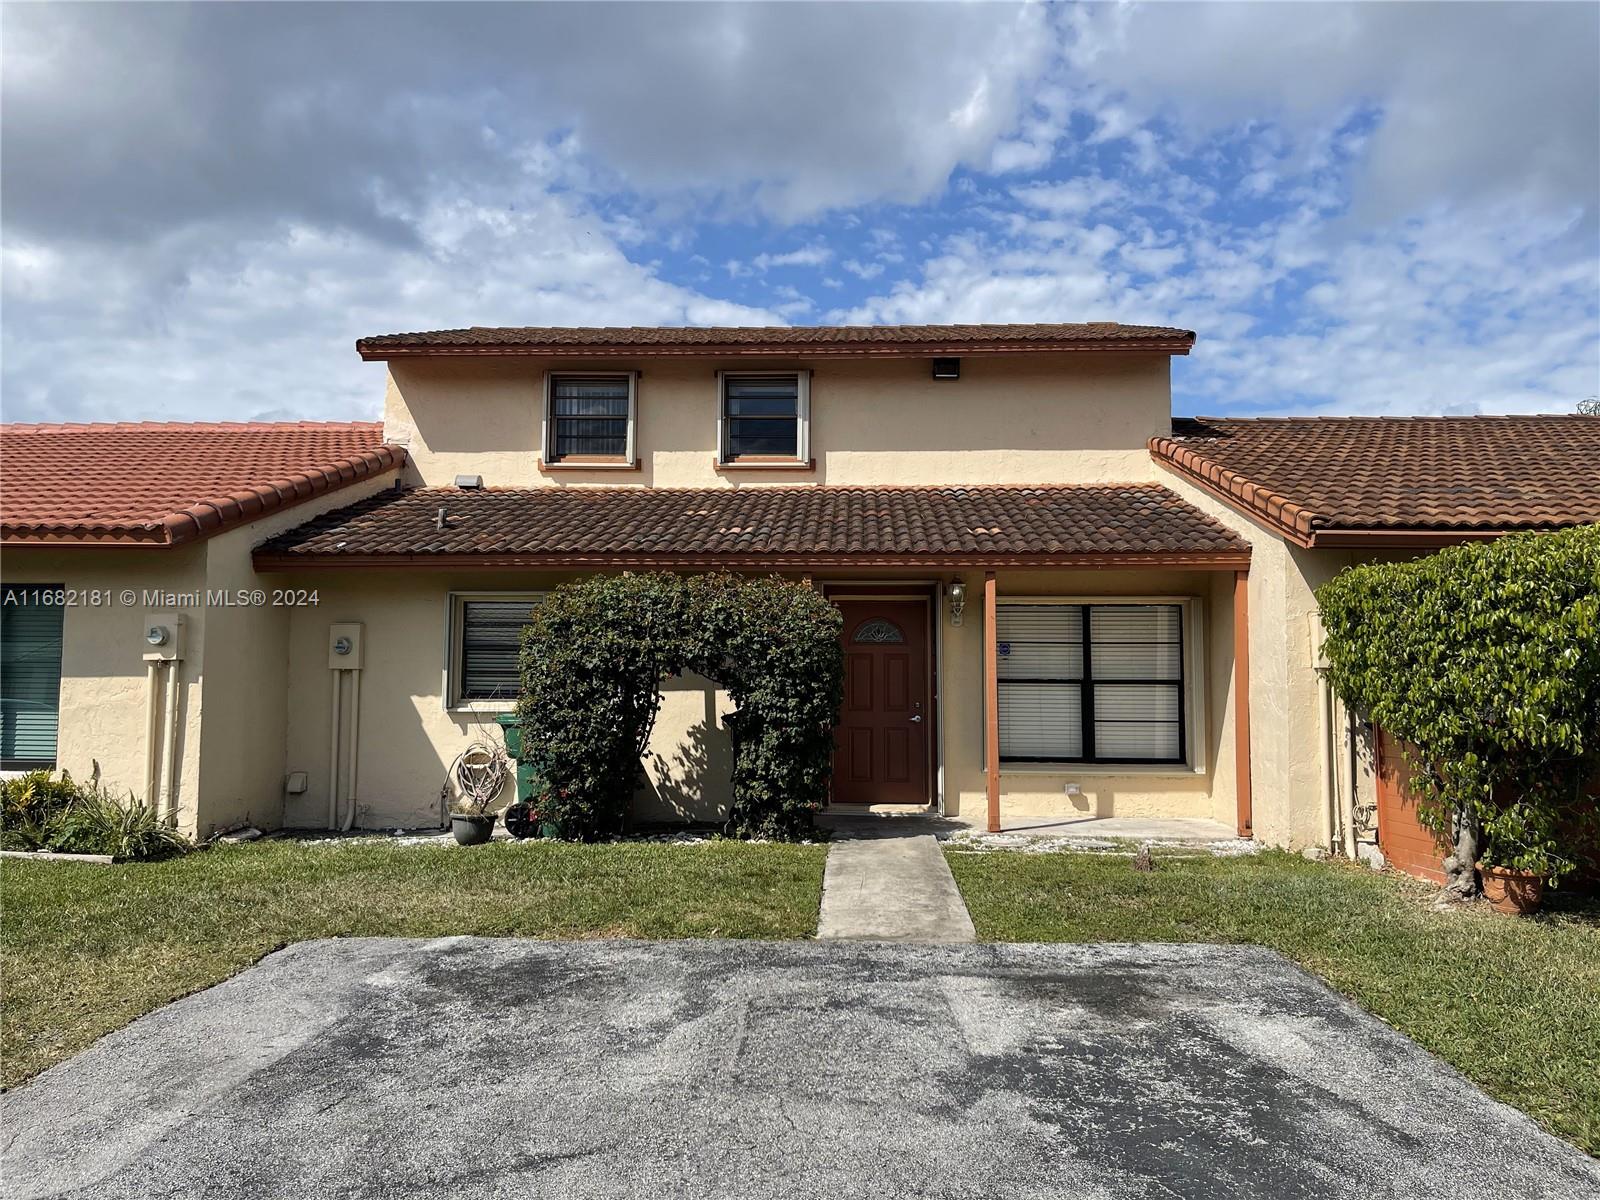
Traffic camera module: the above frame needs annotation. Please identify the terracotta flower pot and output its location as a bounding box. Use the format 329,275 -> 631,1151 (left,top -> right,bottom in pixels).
1478,863 -> 1546,916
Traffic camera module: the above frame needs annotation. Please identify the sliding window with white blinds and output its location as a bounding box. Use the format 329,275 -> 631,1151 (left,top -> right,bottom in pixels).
996,602 -> 1187,765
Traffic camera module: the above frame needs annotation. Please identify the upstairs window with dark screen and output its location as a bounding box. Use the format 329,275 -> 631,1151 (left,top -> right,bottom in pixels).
721,374 -> 803,461
547,375 -> 632,462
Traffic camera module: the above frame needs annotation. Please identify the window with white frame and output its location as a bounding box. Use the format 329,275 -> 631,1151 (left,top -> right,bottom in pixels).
543,374 -> 636,464
449,594 -> 541,705
718,372 -> 810,463
996,602 -> 1189,765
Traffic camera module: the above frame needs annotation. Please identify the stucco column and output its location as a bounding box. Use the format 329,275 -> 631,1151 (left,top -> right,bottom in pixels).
984,571 -> 1000,833
1233,569 -> 1254,838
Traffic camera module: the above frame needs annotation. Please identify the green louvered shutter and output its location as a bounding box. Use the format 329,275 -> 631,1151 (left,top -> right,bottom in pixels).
1,585 -> 64,767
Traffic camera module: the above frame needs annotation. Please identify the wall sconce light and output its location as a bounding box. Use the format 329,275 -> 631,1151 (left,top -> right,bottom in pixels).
947,580 -> 967,626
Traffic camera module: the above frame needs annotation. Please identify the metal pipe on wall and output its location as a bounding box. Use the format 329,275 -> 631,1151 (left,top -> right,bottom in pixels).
1343,705 -> 1360,860
1318,672 -> 1337,853
341,671 -> 360,832
159,662 -> 180,825
143,661 -> 162,808
327,670 -> 342,830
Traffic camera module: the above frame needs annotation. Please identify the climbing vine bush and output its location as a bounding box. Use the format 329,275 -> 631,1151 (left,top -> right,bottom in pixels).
517,572 -> 844,841
1315,525 -> 1600,889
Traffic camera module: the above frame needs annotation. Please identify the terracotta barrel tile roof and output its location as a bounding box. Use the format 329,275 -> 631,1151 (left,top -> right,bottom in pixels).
0,421 -> 406,546
1151,415 -> 1600,546
356,322 -> 1195,359
254,483 -> 1250,569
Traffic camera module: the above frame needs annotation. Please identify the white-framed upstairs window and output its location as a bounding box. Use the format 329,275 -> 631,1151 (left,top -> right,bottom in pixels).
717,371 -> 810,465
446,593 -> 543,710
541,372 -> 637,466
995,598 -> 1206,771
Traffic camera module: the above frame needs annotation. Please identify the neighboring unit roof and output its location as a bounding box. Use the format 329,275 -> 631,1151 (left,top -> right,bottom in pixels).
356,322 -> 1195,360
253,483 -> 1251,569
0,422 -> 406,546
1150,415 -> 1600,547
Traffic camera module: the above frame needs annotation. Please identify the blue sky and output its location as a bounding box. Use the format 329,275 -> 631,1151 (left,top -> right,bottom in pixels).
2,2 -> 1596,424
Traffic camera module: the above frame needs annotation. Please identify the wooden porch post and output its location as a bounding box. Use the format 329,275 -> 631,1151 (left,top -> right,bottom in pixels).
1233,569 -> 1254,838
984,571 -> 1001,833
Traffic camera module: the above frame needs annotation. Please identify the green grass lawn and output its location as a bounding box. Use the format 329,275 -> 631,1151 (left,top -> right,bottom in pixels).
947,847 -> 1600,1154
0,838 -> 825,1088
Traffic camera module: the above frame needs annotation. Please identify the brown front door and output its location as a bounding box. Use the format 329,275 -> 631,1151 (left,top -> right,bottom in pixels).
832,599 -> 930,805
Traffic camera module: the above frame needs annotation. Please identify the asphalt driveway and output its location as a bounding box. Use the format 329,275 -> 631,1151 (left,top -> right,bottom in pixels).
4,939 -> 1595,1199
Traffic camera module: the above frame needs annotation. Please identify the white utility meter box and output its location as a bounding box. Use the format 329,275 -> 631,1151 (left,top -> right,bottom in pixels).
1308,611 -> 1330,670
328,622 -> 365,670
142,613 -> 186,662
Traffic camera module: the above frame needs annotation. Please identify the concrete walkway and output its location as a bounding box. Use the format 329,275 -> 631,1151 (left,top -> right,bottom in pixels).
816,819 -> 976,942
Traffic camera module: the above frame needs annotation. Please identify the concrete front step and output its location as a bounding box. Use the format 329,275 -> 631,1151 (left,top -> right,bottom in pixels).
817,833 -> 977,943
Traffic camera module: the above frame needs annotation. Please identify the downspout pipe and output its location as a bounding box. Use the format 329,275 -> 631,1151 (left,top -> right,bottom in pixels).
159,662 -> 180,825
1343,706 -> 1360,861
1318,670 -> 1337,854
143,661 -> 162,808
328,670 -> 342,830
341,670 -> 360,832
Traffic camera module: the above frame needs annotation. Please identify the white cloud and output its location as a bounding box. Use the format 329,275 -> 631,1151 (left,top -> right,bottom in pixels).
1065,2 -> 1599,225
1012,177 -> 1124,217
1,189 -> 777,423
1,1 -> 1595,426
752,247 -> 832,272
1,2 -> 1058,233
836,189 -> 1596,416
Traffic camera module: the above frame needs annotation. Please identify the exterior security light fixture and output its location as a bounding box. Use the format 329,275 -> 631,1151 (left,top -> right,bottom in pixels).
931,357 -> 961,380
946,581 -> 967,626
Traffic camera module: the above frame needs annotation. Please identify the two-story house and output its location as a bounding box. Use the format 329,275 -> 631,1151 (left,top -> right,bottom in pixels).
4,323 -> 1597,865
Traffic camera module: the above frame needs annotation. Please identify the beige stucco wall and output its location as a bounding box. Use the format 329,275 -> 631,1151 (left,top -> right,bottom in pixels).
263,347 -> 1230,832
0,473 -> 398,838
383,353 -> 1173,489
270,568 -> 739,830
263,563 -> 1241,831
940,568 -> 1239,828
1148,465 -> 1423,850
1,544 -> 209,823
186,474 -> 398,835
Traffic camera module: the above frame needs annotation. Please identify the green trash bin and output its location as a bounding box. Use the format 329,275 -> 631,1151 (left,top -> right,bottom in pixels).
495,712 -> 539,804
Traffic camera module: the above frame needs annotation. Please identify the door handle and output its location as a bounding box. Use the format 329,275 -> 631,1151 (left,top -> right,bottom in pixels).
909,714 -> 922,723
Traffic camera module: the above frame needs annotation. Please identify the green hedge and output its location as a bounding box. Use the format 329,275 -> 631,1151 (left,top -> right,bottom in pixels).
516,572 -> 843,841
1315,525 -> 1600,884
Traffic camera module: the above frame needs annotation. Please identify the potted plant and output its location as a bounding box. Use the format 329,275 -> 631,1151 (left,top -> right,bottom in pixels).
504,787 -> 565,840
1477,860 -> 1547,916
448,741 -> 508,846
450,800 -> 497,846
1476,837 -> 1558,916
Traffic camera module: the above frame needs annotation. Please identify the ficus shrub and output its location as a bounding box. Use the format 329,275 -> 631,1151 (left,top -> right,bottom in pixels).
516,572 -> 844,841
1315,525 -> 1600,888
